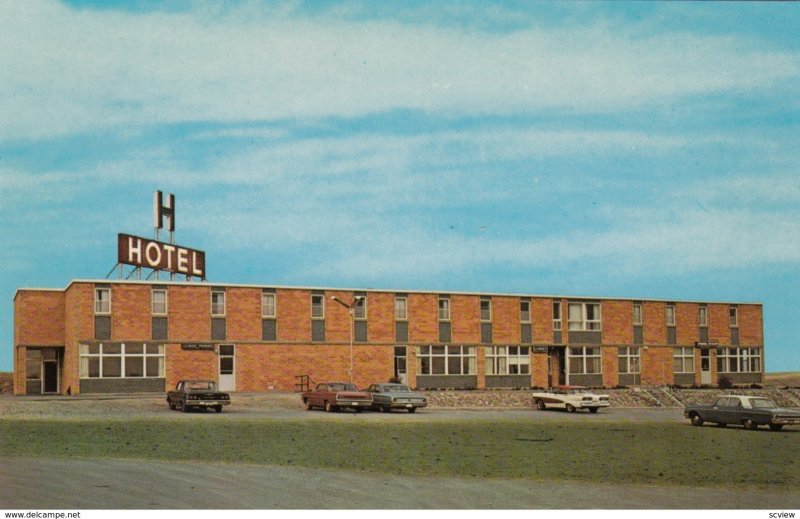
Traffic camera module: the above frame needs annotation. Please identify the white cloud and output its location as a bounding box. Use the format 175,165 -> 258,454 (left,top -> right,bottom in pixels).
0,1 -> 797,139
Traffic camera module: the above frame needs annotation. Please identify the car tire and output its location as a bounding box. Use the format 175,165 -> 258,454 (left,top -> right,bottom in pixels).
589,407 -> 599,414
214,406 -> 222,413
306,400 -> 314,411
744,418 -> 758,431
408,407 -> 417,414
168,403 -> 176,411
769,424 -> 783,431
181,404 -> 190,413
355,408 -> 363,413
690,413 -> 704,426
381,405 -> 390,413
565,404 -> 576,413
535,400 -> 546,411
324,401 -> 334,413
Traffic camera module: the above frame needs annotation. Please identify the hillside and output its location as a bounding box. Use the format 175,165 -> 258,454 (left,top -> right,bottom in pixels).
764,372 -> 800,388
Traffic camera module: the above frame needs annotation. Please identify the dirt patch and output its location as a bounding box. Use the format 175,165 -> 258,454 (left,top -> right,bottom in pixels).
765,372 -> 800,387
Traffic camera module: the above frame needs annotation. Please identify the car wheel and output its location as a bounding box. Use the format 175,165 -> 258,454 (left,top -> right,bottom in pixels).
354,408 -> 363,413
769,424 -> 783,431
324,401 -> 334,413
744,418 -> 758,430
690,413 -> 704,426
214,406 -> 222,413
408,407 -> 417,414
305,400 -> 314,411
168,403 -> 176,411
589,407 -> 599,414
381,405 -> 390,413
181,403 -> 190,413
535,399 -> 546,411
565,404 -> 576,413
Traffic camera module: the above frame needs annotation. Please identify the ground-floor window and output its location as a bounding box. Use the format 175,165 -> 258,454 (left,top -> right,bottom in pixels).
485,346 -> 530,375
717,347 -> 761,373
80,343 -> 165,378
568,347 -> 601,374
417,345 -> 476,375
618,346 -> 641,374
673,347 -> 694,374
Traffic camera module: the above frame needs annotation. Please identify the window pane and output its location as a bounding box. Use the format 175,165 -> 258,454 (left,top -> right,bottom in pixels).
103,343 -> 121,354
466,356 -> 476,375
395,298 -> 407,320
586,356 -> 601,374
419,357 -> 430,375
126,343 -> 144,354
438,299 -> 450,320
432,357 -> 446,374
88,357 -> 100,378
311,295 -> 324,318
26,360 -> 41,379
262,293 -> 276,317
480,300 -> 491,321
520,301 -> 530,322
146,356 -> 164,377
125,357 -> 144,377
448,356 -> 461,375
103,357 -> 121,377
432,346 -> 445,355
569,356 -> 583,374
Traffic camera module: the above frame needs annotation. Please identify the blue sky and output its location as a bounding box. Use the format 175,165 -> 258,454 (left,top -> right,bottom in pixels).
1,1 -> 799,372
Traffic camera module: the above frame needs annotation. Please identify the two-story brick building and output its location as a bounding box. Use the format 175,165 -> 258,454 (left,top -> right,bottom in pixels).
13,280 -> 764,395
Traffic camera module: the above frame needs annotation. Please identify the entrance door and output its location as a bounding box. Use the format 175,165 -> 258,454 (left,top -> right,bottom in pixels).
42,349 -> 59,394
700,348 -> 712,385
394,346 -> 407,385
219,344 -> 235,391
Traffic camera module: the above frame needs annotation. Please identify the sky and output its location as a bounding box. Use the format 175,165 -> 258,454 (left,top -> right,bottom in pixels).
1,1 -> 799,373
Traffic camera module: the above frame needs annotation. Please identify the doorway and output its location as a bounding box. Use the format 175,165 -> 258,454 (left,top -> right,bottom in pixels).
700,348 -> 712,385
219,344 -> 235,391
394,346 -> 407,385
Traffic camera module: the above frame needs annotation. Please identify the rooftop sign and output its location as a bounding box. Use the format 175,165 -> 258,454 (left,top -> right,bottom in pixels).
118,233 -> 205,280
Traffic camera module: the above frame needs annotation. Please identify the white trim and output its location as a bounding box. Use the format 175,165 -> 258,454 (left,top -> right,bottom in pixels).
211,290 -> 226,317
261,292 -> 276,319
311,294 -> 325,319
151,288 -> 168,316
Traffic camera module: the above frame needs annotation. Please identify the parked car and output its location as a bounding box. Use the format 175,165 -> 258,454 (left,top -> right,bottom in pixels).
684,395 -> 800,431
531,386 -> 610,413
366,383 -> 428,413
301,382 -> 373,412
167,380 -> 230,413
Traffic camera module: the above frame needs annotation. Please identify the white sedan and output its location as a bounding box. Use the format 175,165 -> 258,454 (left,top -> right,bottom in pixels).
531,386 -> 610,413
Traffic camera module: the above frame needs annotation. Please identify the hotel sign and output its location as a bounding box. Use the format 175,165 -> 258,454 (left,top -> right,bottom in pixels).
118,233 -> 206,279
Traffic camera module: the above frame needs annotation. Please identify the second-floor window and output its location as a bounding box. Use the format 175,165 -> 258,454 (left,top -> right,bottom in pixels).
553,301 -> 562,330
632,303 -> 643,326
520,300 -> 531,323
480,299 -> 491,321
311,294 -> 325,319
353,295 -> 367,320
151,289 -> 167,315
729,306 -> 738,327
699,306 -> 708,327
95,288 -> 111,314
666,304 -> 676,326
262,293 -> 276,318
395,297 -> 407,320
211,291 -> 225,316
438,297 -> 450,321
567,302 -> 601,331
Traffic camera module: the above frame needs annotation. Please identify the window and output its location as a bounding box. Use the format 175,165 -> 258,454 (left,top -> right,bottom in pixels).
553,301 -> 562,330
480,299 -> 491,322
567,302 -> 601,331
485,346 -> 530,375
262,292 -> 276,318
151,289 -> 167,315
438,297 -> 450,321
632,303 -> 643,326
395,296 -> 408,321
666,304 -> 676,326
311,294 -> 325,319
26,349 -> 42,380
618,346 -> 641,374
353,295 -> 366,320
94,288 -> 111,314
568,347 -> 601,374
729,306 -> 738,327
673,347 -> 694,373
699,306 -> 708,327
416,345 -> 476,375
717,347 -> 761,373
520,300 -> 531,323
80,343 -> 165,378
211,291 -> 225,316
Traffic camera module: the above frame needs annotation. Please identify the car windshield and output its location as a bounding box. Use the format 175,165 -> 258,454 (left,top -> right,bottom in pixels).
750,398 -> 778,409
329,383 -> 358,391
383,385 -> 410,392
186,381 -> 215,391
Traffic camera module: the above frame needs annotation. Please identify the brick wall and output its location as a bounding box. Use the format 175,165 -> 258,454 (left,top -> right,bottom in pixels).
739,304 -> 764,346
708,303 -> 731,345
531,297 -> 553,343
602,300 -> 632,344
409,293 -> 437,343
643,301 -> 667,344
227,287 -> 262,341
169,285 -> 211,341
676,302 -> 699,345
112,284 -> 150,340
492,296 -> 519,343
277,289 -> 310,342
451,295 -> 480,343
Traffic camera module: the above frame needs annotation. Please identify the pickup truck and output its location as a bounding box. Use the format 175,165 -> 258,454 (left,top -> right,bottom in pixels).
684,395 -> 800,431
167,380 -> 231,413
301,382 -> 372,412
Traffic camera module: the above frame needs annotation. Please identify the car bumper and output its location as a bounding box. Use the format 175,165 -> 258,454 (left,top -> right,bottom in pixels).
335,400 -> 372,407
772,417 -> 800,425
389,401 -> 428,409
186,400 -> 230,407
580,402 -> 610,409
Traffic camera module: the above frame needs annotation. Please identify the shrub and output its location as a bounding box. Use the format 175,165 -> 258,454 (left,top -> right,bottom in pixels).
718,376 -> 733,389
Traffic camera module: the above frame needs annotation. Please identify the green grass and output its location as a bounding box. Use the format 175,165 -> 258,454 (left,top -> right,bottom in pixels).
1,417 -> 797,488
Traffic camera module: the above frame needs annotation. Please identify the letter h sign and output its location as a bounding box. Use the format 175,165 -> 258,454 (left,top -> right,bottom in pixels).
154,191 -> 175,232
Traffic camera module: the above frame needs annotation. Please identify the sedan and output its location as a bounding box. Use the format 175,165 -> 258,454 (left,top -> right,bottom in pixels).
366,383 -> 428,413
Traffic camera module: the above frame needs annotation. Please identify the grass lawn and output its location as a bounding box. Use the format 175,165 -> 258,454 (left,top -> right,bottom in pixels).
1,417 -> 797,489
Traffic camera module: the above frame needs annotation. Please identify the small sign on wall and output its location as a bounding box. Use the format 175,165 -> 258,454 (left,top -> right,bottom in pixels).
182,343 -> 215,351
532,346 -> 549,353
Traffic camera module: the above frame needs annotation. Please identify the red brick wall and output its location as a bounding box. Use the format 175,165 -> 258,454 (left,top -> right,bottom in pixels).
369,292 -> 395,343
14,290 -> 65,346
409,293 -> 437,343
643,301 -> 666,344
493,296 -> 519,343
602,347 -> 619,387
112,284 -> 150,340
676,302 -> 699,345
708,303 -> 731,345
531,352 -> 548,387
227,287 -> 262,341
63,283 -> 94,395
325,290 -> 351,343
169,285 -> 211,341
277,289 -> 310,342
531,297 -> 552,343
165,343 -> 216,389
451,295 -> 480,343
739,304 -> 763,345
603,300 -> 632,344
